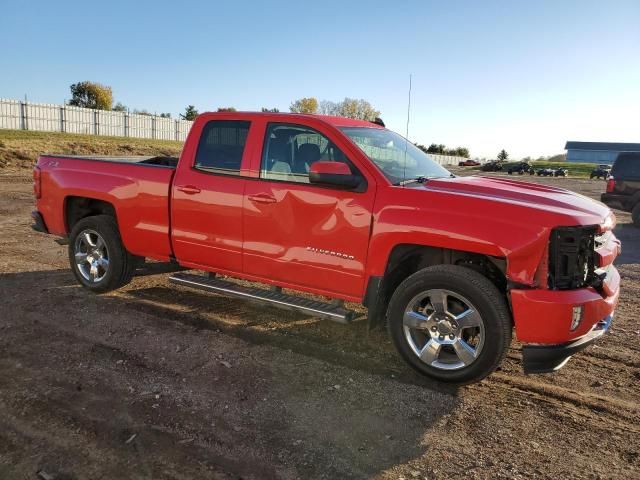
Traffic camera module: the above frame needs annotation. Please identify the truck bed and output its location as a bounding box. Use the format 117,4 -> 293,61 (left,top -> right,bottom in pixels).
36,154 -> 177,261
43,154 -> 179,168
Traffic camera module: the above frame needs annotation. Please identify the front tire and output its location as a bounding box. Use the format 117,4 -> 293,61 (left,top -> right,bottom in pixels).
68,215 -> 136,293
387,265 -> 512,384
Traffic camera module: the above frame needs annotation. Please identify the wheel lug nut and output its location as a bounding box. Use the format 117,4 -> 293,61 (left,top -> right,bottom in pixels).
449,334 -> 455,340
439,335 -> 444,341
431,326 -> 437,332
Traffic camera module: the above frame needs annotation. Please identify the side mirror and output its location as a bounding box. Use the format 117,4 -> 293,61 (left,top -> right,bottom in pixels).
309,161 -> 360,189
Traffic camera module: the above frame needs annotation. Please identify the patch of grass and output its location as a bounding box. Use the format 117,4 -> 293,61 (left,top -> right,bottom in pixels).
0,129 -> 184,170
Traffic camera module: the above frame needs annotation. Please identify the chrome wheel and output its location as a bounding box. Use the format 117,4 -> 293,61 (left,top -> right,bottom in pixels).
403,289 -> 485,370
74,229 -> 110,283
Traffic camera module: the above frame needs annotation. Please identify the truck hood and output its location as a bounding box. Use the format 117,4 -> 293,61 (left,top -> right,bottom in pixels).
419,175 -> 611,226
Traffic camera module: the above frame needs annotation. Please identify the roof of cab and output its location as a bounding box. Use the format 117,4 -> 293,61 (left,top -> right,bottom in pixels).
200,111 -> 383,129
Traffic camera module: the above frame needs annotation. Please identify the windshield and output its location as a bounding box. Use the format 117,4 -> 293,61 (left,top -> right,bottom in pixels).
340,127 -> 451,184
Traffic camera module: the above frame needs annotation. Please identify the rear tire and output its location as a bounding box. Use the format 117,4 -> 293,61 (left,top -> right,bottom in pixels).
632,203 -> 640,227
387,265 -> 512,384
68,215 -> 136,293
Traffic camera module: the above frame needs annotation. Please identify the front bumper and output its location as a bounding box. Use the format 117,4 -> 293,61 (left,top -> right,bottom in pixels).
511,266 -> 619,344
511,265 -> 619,374
522,315 -> 613,373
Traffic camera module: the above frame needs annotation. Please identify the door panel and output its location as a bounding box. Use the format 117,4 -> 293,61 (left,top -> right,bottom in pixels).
172,172 -> 246,271
243,181 -> 374,297
242,122 -> 375,298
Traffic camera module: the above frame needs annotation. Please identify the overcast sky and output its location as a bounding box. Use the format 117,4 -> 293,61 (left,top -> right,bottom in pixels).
1,0 -> 638,159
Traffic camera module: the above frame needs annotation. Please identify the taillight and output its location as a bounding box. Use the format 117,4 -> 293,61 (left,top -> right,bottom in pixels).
33,166 -> 41,198
606,177 -> 615,193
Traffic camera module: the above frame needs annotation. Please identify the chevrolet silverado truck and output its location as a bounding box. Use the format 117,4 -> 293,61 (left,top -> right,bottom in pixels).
31,112 -> 621,384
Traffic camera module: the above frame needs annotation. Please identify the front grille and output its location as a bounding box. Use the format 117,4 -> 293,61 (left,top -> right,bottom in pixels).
548,226 -> 597,290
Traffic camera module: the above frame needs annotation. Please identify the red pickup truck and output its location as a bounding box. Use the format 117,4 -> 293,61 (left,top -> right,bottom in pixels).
32,112 -> 621,383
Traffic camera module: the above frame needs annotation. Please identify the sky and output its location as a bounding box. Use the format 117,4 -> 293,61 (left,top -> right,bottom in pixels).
1,0 -> 638,159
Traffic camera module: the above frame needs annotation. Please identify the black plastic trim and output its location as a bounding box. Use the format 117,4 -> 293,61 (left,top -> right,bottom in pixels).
522,315 -> 613,374
31,210 -> 49,234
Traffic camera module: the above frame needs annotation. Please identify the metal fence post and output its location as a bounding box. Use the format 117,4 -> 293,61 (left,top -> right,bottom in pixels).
151,116 -> 156,140
94,110 -> 99,135
60,105 -> 66,133
124,113 -> 129,137
20,101 -> 28,130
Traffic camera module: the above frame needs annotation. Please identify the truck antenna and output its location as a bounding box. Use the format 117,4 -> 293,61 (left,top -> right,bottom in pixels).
402,74 -> 412,187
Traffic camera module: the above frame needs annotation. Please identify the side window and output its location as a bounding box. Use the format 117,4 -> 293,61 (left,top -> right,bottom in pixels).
194,120 -> 250,175
261,123 -> 357,184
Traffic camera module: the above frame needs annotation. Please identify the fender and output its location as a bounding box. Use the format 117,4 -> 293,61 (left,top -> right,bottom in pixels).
364,184 -> 595,289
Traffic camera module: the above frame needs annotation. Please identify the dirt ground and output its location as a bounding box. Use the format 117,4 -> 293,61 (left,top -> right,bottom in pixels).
0,169 -> 638,480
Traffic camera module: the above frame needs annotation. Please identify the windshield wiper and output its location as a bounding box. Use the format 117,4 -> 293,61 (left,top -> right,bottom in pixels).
396,175 -> 429,186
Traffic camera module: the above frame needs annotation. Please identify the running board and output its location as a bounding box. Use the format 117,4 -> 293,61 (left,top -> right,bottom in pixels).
169,272 -> 356,324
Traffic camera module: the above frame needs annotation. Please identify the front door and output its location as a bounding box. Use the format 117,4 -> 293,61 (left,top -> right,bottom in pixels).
242,122 -> 375,299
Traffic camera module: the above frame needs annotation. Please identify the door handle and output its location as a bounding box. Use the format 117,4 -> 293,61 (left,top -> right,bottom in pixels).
248,193 -> 277,204
177,185 -> 201,195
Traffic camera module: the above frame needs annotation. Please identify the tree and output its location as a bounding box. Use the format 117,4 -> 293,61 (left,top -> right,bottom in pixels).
427,144 -> 446,154
449,147 -> 470,158
336,98 -> 380,121
497,149 -> 509,161
181,105 -> 199,121
261,107 -> 280,112
289,97 -> 318,114
414,143 -> 429,154
217,107 -> 237,112
112,102 -> 127,112
318,98 -> 381,121
133,109 -> 152,116
319,100 -> 338,115
159,113 -> 171,118
69,81 -> 113,110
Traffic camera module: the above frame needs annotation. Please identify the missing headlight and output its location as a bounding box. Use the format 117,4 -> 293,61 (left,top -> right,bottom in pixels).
548,226 -> 597,290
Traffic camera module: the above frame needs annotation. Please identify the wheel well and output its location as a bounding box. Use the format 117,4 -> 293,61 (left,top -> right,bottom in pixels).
65,196 -> 117,233
366,244 -> 507,329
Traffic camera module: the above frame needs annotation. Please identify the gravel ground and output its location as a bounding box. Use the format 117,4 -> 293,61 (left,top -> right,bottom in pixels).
0,170 -> 638,479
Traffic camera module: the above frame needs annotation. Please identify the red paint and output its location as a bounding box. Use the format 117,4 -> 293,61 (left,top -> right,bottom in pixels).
34,111 -> 621,347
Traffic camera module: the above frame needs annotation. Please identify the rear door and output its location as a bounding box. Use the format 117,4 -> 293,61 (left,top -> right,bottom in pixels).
242,121 -> 376,299
171,118 -> 254,272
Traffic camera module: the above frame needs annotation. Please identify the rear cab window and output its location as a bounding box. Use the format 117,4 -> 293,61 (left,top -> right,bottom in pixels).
194,120 -> 251,175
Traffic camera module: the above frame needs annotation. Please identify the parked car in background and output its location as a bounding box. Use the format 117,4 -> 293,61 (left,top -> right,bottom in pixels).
481,160 -> 503,172
537,167 -> 568,177
601,152 -> 640,226
590,164 -> 612,179
507,162 -> 534,175
537,168 -> 555,177
458,159 -> 481,167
